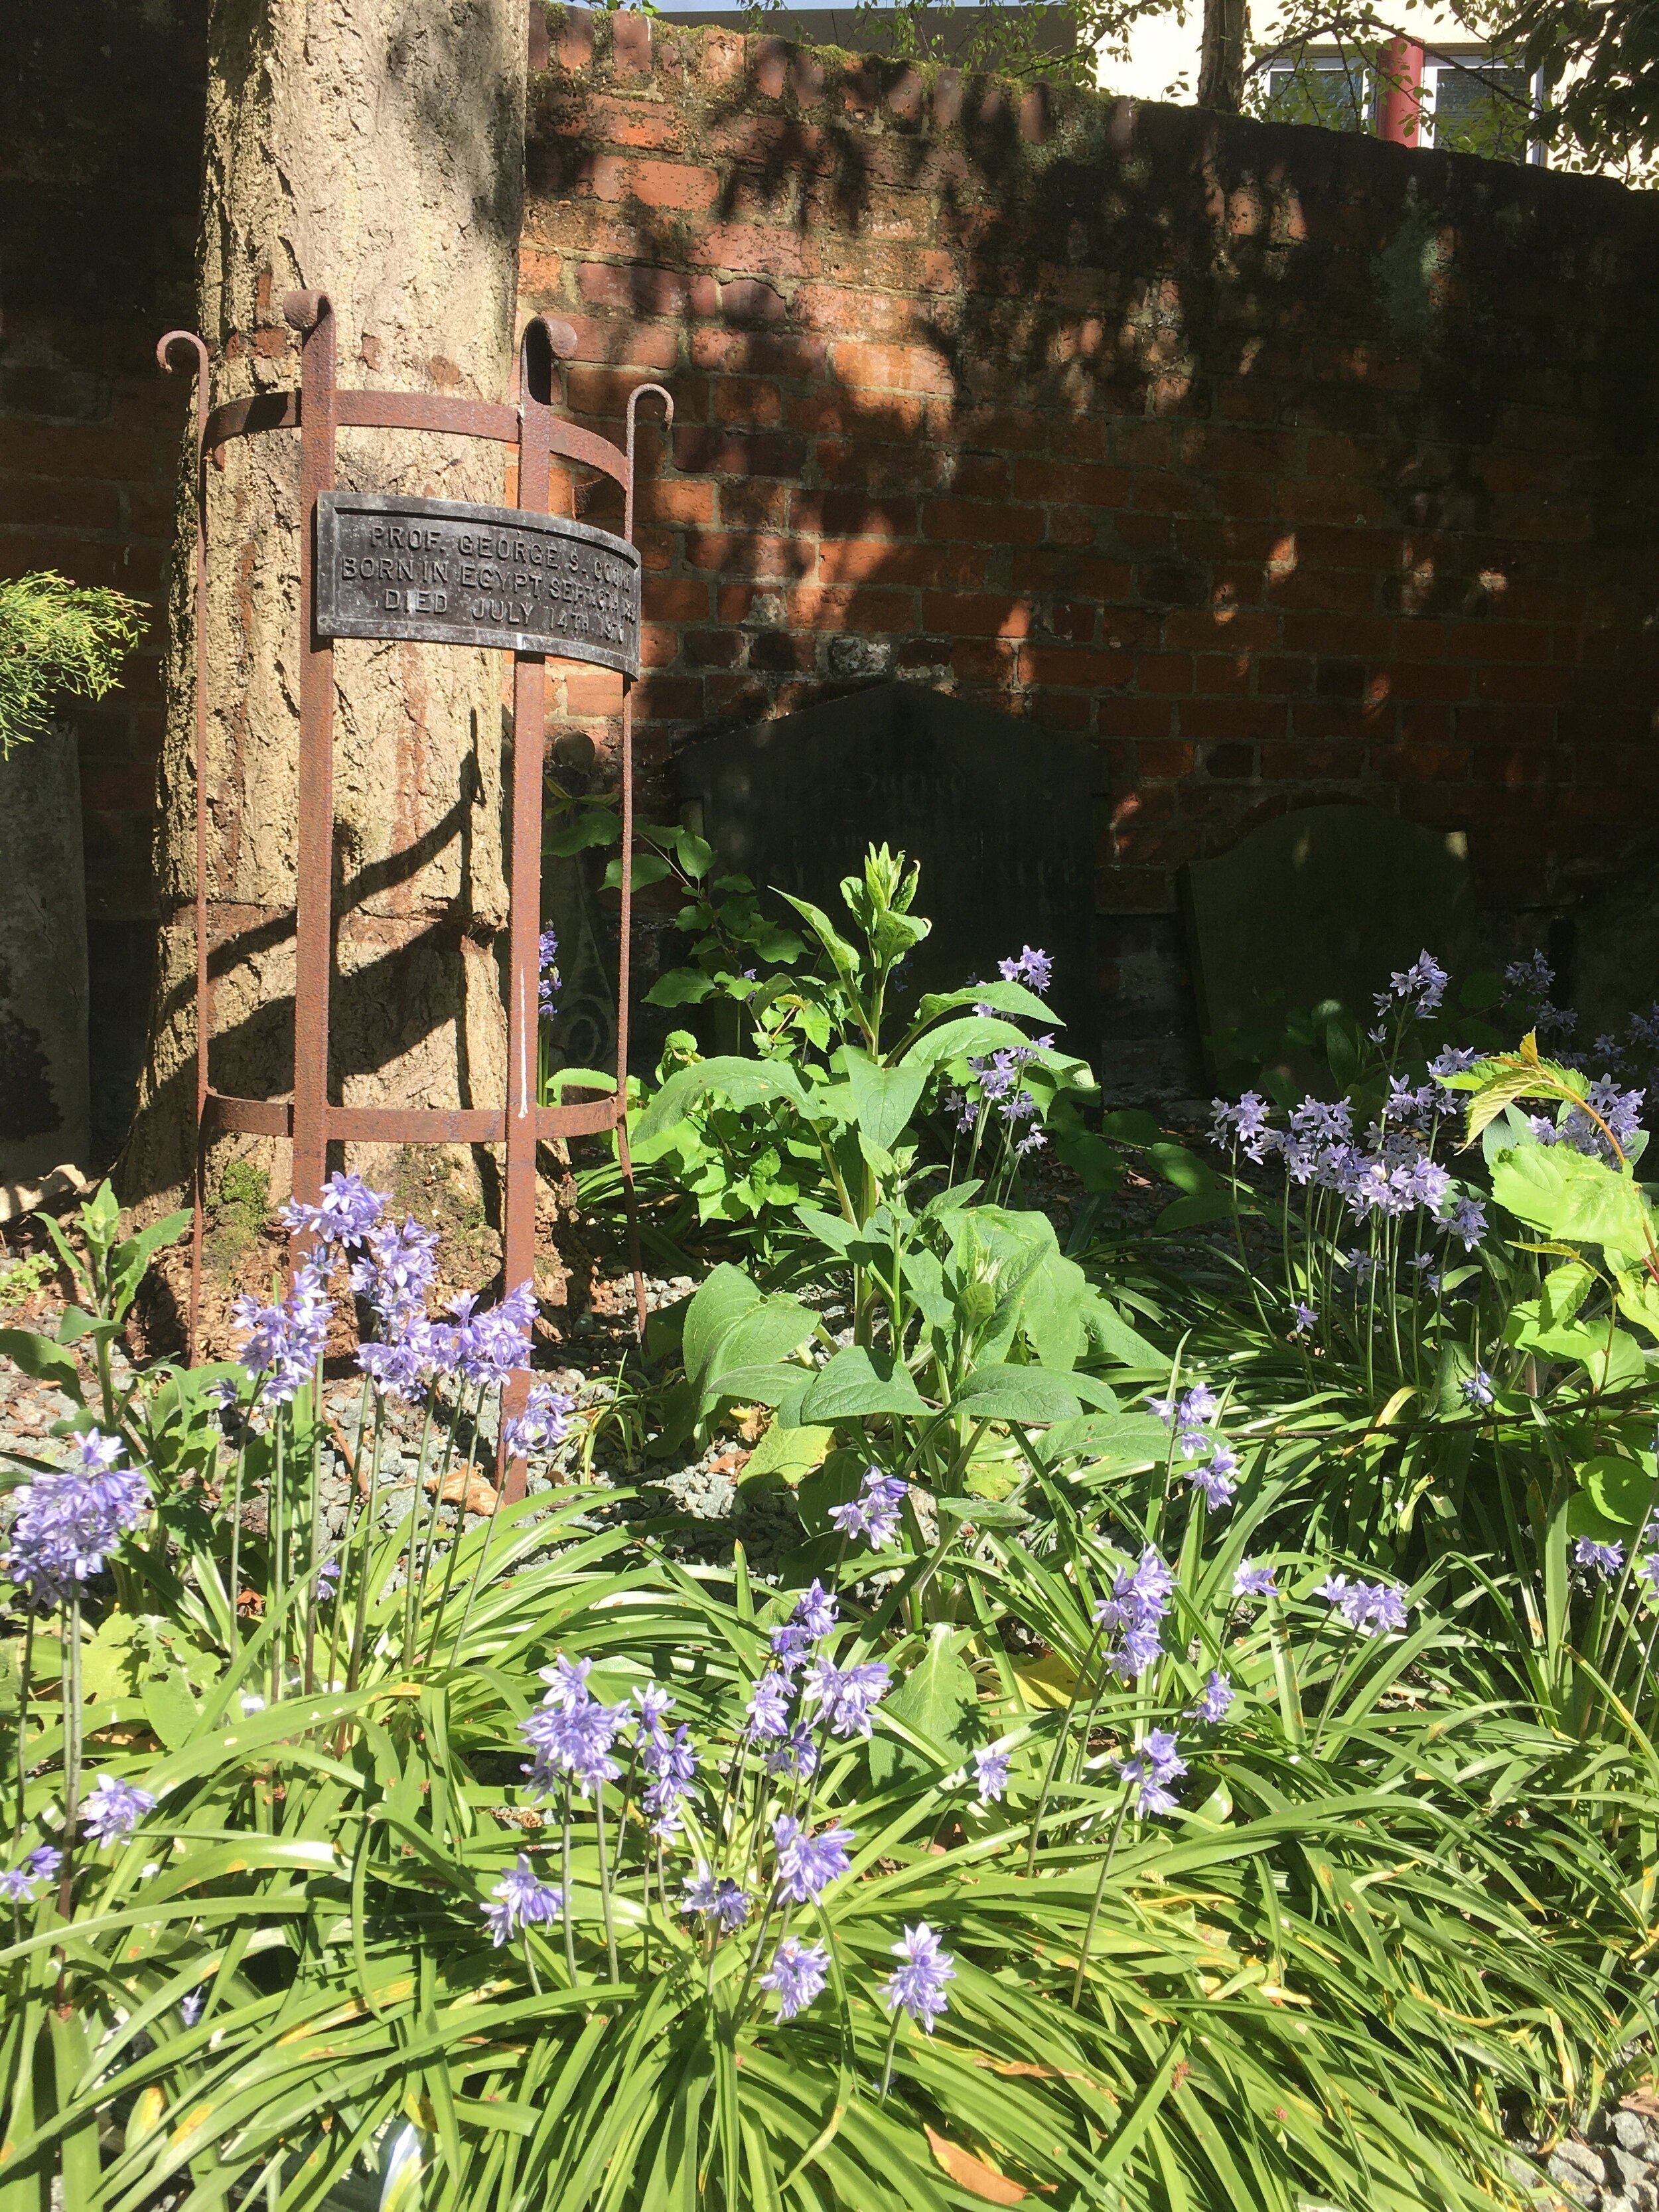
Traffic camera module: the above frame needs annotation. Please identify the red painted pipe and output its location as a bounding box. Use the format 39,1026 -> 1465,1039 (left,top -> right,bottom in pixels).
1378,35 -> 1425,145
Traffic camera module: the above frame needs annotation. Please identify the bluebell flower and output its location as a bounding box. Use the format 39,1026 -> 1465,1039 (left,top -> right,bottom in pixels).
1441,1196 -> 1486,1251
1232,1561 -> 1277,1600
279,1169 -> 387,1251
1189,1670 -> 1234,1724
232,1263 -> 332,1405
768,1623 -> 816,1676
538,929 -> 560,1019
881,1923 -> 956,2031
828,1467 -> 907,1550
998,946 -> 1053,994
1291,1301 -> 1317,1336
1093,1546 -> 1173,1681
503,1382 -> 575,1460
972,1747 -> 1011,1804
481,1854 -> 564,1946
1316,1575 -> 1408,1637
1116,1730 -> 1186,1817
1211,1091 -> 1275,1163
642,1724 -> 699,1834
745,1674 -> 791,1739
1461,1368 -> 1494,1410
519,1658 -> 628,1795
791,1580 -> 839,1639
0,1866 -> 40,1905
27,1846 -> 60,1880
1429,1045 -> 1480,1081
80,1775 -> 155,1846
1574,1536 -> 1624,1578
763,1725 -> 820,1780
1374,950 -> 1447,1019
758,1935 -> 830,2022
179,1992 -> 204,2027
800,1657 -> 890,1739
5,1432 -> 151,1607
772,1815 -> 853,1904
682,1866 -> 751,1930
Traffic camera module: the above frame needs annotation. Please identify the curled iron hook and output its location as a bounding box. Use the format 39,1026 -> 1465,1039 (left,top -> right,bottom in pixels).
624,382 -> 674,546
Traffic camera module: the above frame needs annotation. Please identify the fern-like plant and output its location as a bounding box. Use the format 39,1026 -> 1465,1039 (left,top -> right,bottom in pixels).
0,570 -> 146,759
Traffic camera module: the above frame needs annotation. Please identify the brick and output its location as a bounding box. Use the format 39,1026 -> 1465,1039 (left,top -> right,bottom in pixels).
642,576 -> 713,621
577,261 -> 702,316
1016,645 -> 1133,688
0,477 -> 122,530
674,426 -> 808,477
832,341 -> 954,397
691,330 -> 828,378
589,94 -> 678,149
611,12 -> 651,74
589,158 -> 719,213
792,490 -> 916,537
922,496 -> 1044,545
921,592 -> 1033,638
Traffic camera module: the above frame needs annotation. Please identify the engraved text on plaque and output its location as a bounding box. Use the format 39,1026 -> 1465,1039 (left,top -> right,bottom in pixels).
316,491 -> 641,676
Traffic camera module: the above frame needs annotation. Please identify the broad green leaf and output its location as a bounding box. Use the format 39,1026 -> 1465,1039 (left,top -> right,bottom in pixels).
682,1264 -> 760,1398
1041,1410 -> 1170,1471
950,1364 -> 1081,1426
141,1668 -> 200,1751
644,968 -> 719,1007
1492,1142 -> 1654,1259
0,1327 -> 84,1398
798,1346 -> 928,1422
775,890 -> 861,989
544,806 -> 620,855
601,849 -> 672,891
901,1015 -> 1039,1074
701,1363 -> 810,1408
907,979 -> 1056,1031
868,1627 -> 981,1789
1567,1452 -> 1659,1540
699,1296 -> 815,1403
835,1048 -> 928,1152
634,1059 -> 813,1147
741,1424 -> 835,1484
1146,1142 -> 1216,1197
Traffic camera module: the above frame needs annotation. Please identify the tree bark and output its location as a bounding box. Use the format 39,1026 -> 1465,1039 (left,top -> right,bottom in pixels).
1198,0 -> 1250,112
123,0 -> 529,1224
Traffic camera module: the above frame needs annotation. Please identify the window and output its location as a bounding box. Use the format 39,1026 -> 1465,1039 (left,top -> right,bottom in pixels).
1424,57 -> 1535,161
1260,51 -> 1374,133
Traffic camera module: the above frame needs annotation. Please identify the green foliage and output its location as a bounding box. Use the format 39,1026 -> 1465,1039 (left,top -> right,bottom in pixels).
0,571 -> 146,760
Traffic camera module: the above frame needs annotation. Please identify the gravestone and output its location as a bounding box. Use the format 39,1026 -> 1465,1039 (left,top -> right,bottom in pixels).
674,684 -> 1103,1056
1181,804 -> 1480,1078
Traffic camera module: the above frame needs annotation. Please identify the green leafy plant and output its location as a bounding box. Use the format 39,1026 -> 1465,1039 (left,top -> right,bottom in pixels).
0,572 -> 146,760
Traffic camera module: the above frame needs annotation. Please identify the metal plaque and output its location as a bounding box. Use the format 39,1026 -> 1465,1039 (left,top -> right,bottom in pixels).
315,490 -> 640,676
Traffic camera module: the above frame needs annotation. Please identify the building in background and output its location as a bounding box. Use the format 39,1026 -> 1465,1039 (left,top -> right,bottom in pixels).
1104,5 -> 1542,160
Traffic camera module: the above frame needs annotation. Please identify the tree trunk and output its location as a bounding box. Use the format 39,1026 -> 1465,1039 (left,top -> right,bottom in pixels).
1198,0 -> 1250,112
123,0 -> 528,1232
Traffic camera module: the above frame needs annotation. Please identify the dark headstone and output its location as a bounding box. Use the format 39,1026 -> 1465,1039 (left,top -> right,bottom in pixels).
1182,803 -> 1479,1077
674,684 -> 1103,1055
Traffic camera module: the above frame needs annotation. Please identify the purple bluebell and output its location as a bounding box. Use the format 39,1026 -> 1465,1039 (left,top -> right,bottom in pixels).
1233,1561 -> 1277,1600
1116,1730 -> 1187,1817
350,1215 -> 441,1338
5,1432 -> 151,1607
1013,1126 -> 1047,1158
0,1866 -> 40,1905
1190,1670 -> 1234,1724
768,1623 -> 816,1676
881,1923 -> 956,2031
1211,1091 -> 1275,1163
1093,1546 -> 1173,1682
27,1846 -> 60,1880
80,1775 -> 155,1846
829,1467 -> 907,1550
1441,1196 -> 1486,1251
179,1992 -> 204,2028
1374,950 -> 1448,1020
450,1282 -> 538,1390
633,1681 -> 674,1745
998,946 -> 1053,994
764,1724 -> 820,1779
973,1747 -> 1011,1804
1461,1368 -> 1494,1410
745,1673 -> 792,1740
519,1659 -> 628,1795
503,1382 -> 575,1459
1291,1301 -> 1317,1336
682,1866 -> 751,1930
280,1170 -> 388,1251
1188,1454 -> 1236,1511
759,1935 -> 830,2022
1574,1537 -> 1624,1578
315,1557 -> 340,1601
791,1580 -> 839,1639
232,1263 -> 332,1406
1430,1045 -> 1480,1081
642,1724 -> 699,1834
482,1854 -> 565,1947
1316,1575 -> 1409,1637
538,929 -> 560,1019
800,1657 -> 891,1739
772,1815 -> 854,1904
943,1087 -> 979,1135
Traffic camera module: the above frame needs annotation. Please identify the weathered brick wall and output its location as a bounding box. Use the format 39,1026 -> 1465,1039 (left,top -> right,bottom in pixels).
0,0 -> 205,1153
524,13 -> 1659,1093
7,8 -> 1659,1123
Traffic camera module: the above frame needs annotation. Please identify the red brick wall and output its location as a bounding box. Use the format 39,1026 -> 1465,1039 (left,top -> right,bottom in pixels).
525,13 -> 1659,1092
1,0 -> 205,1151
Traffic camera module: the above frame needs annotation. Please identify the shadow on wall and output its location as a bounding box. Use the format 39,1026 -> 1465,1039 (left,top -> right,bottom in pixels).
518,13 -> 1659,1099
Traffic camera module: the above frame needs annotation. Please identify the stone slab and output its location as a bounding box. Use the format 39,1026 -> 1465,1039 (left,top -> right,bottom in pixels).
1182,804 -> 1480,1074
674,683 -> 1103,1056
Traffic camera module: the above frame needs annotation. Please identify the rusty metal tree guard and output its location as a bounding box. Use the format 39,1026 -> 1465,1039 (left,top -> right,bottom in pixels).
159,297 -> 669,1501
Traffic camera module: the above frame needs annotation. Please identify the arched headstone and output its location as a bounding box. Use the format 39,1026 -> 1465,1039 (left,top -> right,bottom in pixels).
674,684 -> 1104,1058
